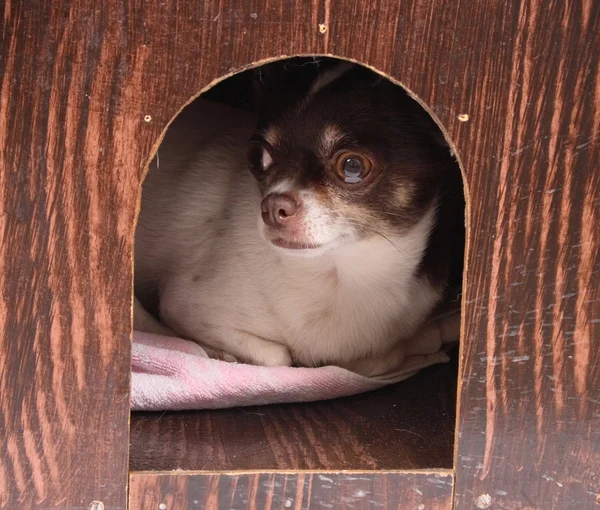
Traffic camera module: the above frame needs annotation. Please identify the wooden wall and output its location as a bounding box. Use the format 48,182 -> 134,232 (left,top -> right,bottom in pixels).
1,0 -> 598,508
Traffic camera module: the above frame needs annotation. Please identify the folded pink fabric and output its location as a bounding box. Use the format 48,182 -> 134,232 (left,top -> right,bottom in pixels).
130,312 -> 458,411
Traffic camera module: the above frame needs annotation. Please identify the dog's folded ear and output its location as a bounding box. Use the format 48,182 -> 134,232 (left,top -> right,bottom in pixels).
412,107 -> 451,150
252,57 -> 340,117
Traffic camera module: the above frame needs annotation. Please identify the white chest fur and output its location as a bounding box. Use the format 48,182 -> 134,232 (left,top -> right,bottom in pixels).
155,213 -> 440,366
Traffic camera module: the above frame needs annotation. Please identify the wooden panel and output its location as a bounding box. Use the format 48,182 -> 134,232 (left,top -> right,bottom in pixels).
129,471 -> 454,510
130,358 -> 457,472
0,2 -> 137,509
436,3 -> 600,509
2,0 -> 598,508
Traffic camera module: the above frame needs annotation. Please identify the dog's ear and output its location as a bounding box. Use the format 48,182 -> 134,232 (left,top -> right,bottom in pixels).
393,87 -> 451,151
252,57 -> 339,117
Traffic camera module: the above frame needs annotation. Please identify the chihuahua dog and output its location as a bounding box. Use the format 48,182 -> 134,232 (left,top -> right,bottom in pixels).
134,58 -> 464,376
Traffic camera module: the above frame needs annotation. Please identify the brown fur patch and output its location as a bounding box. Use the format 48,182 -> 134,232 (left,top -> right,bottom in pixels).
319,124 -> 345,158
393,182 -> 416,208
263,126 -> 280,147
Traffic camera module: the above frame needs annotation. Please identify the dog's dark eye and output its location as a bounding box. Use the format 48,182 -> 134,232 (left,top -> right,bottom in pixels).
247,143 -> 273,174
334,152 -> 373,184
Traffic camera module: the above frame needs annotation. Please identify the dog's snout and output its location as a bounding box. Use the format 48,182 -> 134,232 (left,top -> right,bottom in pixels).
261,193 -> 299,228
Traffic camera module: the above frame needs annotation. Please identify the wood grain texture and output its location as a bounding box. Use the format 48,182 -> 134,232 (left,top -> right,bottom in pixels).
0,2 -> 138,509
130,359 -> 457,472
129,471 -> 454,510
1,0 -> 599,508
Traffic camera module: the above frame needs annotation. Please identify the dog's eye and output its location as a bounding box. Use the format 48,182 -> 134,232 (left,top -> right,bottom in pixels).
247,143 -> 273,173
334,152 -> 373,184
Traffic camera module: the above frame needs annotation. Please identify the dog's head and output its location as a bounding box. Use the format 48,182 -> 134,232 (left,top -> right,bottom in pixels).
248,58 -> 451,256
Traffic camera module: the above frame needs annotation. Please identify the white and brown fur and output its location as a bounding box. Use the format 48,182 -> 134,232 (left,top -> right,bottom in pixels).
134,58 -> 464,376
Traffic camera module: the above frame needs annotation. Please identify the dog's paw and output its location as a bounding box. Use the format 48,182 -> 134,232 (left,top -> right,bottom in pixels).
201,344 -> 240,363
341,341 -> 406,378
251,341 -> 293,367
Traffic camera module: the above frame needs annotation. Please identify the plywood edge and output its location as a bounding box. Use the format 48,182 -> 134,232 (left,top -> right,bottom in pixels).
130,468 -> 454,477
129,470 -> 454,510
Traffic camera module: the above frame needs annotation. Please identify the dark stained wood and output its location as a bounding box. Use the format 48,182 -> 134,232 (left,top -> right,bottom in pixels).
129,471 -> 454,510
436,3 -> 600,509
0,1 -> 137,509
130,358 -> 458,472
2,0 -> 599,508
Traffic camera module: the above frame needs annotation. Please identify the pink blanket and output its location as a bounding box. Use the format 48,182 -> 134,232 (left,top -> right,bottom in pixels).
131,307 -> 460,411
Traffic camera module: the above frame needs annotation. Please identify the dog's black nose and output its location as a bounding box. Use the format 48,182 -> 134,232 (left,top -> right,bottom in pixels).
261,193 -> 299,228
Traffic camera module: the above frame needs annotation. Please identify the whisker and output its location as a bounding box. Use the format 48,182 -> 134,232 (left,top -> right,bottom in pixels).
372,230 -> 410,262
312,214 -> 412,262
260,243 -> 272,274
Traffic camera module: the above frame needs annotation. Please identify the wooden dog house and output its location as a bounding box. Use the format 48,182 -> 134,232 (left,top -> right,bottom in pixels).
1,1 -> 598,508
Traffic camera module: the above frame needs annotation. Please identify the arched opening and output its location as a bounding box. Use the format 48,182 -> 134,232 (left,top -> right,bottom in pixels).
129,56 -> 466,473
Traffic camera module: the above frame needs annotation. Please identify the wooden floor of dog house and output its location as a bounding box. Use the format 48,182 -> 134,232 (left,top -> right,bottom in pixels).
129,353 -> 457,472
